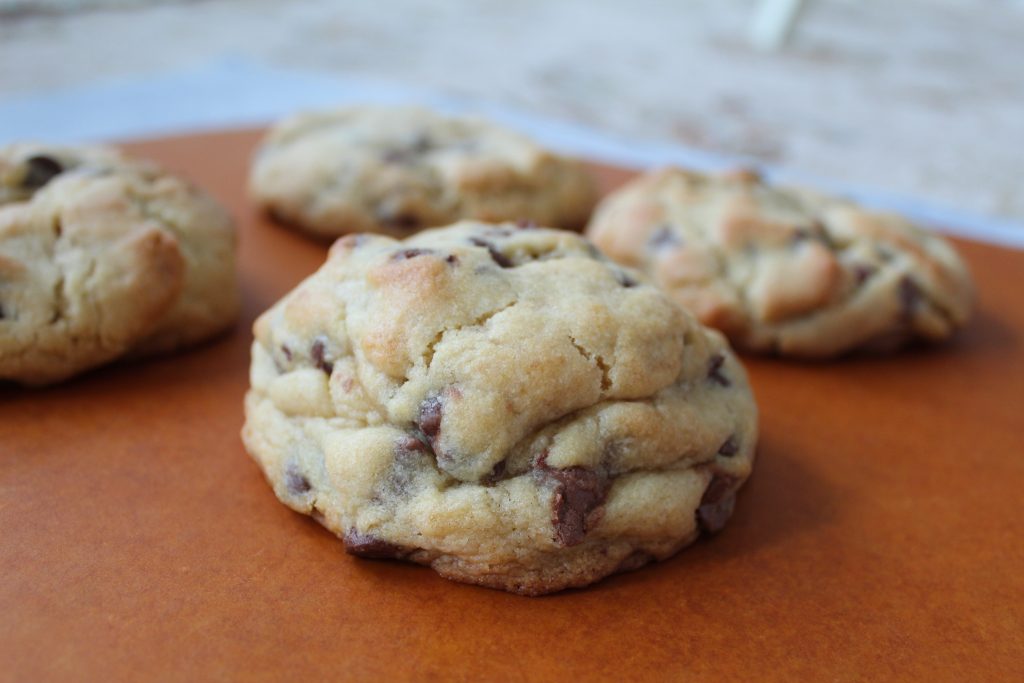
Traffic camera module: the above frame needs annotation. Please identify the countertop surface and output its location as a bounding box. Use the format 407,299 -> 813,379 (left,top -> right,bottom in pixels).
2,129 -> 1022,681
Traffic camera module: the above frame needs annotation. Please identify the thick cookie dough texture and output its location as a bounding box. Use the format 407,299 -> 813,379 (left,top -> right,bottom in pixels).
249,106 -> 598,238
0,143 -> 239,385
242,221 -> 757,595
586,168 -> 974,357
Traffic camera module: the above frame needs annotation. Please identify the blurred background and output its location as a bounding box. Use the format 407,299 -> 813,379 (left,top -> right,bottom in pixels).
2,0 -> 1022,240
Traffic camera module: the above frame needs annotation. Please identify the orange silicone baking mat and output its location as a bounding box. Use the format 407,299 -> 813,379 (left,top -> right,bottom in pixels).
2,129 -> 1022,681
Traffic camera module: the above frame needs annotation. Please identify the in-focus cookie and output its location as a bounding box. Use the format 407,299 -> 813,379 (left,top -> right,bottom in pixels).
0,143 -> 239,386
587,168 -> 973,357
249,106 -> 598,238
242,221 -> 757,595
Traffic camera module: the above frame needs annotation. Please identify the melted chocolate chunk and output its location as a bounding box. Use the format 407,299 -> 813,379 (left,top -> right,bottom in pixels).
541,464 -> 610,547
852,263 -> 876,285
445,254 -> 459,266
285,465 -> 312,495
697,473 -> 739,534
343,530 -> 407,559
387,436 -> 431,496
470,237 -> 513,268
482,459 -> 507,486
899,276 -> 922,320
396,434 -> 430,456
280,344 -> 293,362
382,149 -> 411,163
417,396 -> 443,441
22,155 -> 64,190
0,304 -> 5,320
392,248 -> 432,261
717,436 -> 739,457
382,133 -> 434,163
380,213 -> 421,231
707,353 -> 730,387
648,225 -> 680,249
311,337 -> 333,375
616,271 -> 638,288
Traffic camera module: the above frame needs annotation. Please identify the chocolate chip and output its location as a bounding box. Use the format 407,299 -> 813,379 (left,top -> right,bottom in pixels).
408,132 -> 433,155
482,459 -> 507,486
311,337 -> 333,375
445,254 -> 459,265
382,133 -> 434,163
616,271 -> 638,288
899,276 -> 921,320
392,248 -> 432,261
852,263 -> 876,285
697,473 -> 739,534
790,228 -> 811,243
0,304 -> 5,320
343,530 -> 408,559
396,434 -> 430,457
382,149 -> 411,163
380,213 -> 421,231
707,353 -> 730,387
469,237 -> 513,268
417,396 -> 443,441
22,155 -> 64,190
539,460 -> 610,547
280,344 -> 292,362
386,435 -> 431,496
285,465 -> 312,495
717,436 -> 739,457
648,225 -> 680,249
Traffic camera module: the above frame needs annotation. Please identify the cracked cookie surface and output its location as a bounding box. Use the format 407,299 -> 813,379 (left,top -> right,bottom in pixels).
249,106 -> 598,239
0,143 -> 239,385
242,221 -> 757,595
586,168 -> 974,357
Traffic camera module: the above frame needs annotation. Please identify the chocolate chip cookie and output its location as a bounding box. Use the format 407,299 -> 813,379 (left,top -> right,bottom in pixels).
0,143 -> 239,386
242,221 -> 757,595
586,168 -> 974,357
249,106 -> 598,238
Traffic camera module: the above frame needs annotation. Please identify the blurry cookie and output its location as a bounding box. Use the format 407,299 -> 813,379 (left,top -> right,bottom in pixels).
0,143 -> 239,386
586,168 -> 973,357
242,220 -> 757,595
249,106 -> 598,238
